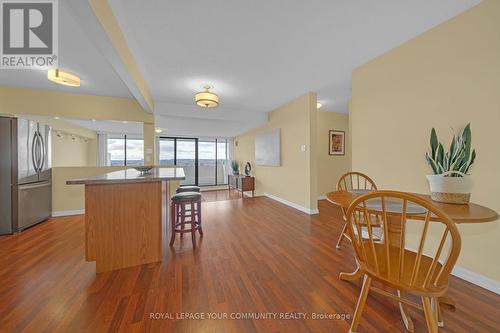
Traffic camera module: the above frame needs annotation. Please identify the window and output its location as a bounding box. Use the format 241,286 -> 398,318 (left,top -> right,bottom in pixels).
198,139 -> 216,186
107,135 -> 144,166
158,137 -> 229,186
159,138 -> 197,185
158,138 -> 174,165
176,139 -> 197,185
107,136 -> 125,166
217,140 -> 228,185
126,138 -> 144,165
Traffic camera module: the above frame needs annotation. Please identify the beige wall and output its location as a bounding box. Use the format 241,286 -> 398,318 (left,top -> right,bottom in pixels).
87,139 -> 97,167
143,122 -> 156,165
0,86 -> 159,212
316,111 -> 351,197
48,117 -> 97,167
52,166 -> 127,212
52,167 -> 180,213
234,92 -> 318,211
0,86 -> 153,123
0,86 -> 156,163
351,0 -> 500,280
12,114 -> 99,167
52,133 -> 97,167
19,115 -> 97,139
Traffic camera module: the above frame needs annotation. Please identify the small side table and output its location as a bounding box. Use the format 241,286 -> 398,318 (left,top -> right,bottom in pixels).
228,174 -> 255,198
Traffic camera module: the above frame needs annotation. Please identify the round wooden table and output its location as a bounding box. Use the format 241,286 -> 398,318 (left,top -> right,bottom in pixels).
327,190 -> 499,224
326,190 -> 499,332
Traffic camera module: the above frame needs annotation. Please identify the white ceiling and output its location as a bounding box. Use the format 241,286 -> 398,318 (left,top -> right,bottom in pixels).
110,0 -> 480,115
155,114 -> 266,138
1,1 -> 481,137
153,102 -> 267,137
0,1 -> 131,98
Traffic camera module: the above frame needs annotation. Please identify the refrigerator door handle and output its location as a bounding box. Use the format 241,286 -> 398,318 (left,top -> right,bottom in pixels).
35,131 -> 42,172
39,131 -> 45,171
31,132 -> 38,173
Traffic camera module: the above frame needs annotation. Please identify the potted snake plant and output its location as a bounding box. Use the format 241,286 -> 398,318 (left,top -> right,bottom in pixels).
231,160 -> 239,175
425,124 -> 476,204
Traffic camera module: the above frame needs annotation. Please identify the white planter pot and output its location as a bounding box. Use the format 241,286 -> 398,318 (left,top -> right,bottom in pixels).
426,171 -> 472,204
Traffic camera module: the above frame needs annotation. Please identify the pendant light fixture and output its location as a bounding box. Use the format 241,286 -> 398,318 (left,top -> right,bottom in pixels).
47,69 -> 80,87
195,85 -> 219,108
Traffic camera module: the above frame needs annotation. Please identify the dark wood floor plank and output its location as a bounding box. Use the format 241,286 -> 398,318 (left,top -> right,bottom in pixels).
0,193 -> 498,332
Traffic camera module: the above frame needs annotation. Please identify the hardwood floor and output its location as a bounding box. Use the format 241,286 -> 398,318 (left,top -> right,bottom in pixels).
201,189 -> 245,202
0,194 -> 498,332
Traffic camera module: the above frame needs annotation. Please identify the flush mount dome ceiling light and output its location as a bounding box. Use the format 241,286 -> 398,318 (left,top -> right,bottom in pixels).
317,102 -> 323,109
47,69 -> 80,87
195,85 -> 219,108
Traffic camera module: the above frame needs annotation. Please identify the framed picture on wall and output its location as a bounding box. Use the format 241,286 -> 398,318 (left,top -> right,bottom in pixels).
329,130 -> 345,156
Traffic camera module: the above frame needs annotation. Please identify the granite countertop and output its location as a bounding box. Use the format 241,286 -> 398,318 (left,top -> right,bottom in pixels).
66,167 -> 186,185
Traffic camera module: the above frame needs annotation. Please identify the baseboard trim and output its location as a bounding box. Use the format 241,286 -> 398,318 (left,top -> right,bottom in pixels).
406,244 -> 500,295
317,195 -> 327,200
52,209 -> 85,217
200,186 -> 229,191
452,266 -> 500,295
264,193 -> 319,215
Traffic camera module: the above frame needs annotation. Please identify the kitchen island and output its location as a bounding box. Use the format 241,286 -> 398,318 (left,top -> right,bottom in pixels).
67,167 -> 185,273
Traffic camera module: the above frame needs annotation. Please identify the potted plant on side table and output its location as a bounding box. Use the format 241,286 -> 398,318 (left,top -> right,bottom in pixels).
425,123 -> 476,204
231,160 -> 239,175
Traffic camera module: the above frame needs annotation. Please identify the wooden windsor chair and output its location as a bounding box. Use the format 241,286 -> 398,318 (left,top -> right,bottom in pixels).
345,191 -> 461,333
335,172 -> 378,249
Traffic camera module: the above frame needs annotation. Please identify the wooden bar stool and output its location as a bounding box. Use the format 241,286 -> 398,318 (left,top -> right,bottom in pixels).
170,192 -> 203,247
175,186 -> 201,226
176,185 -> 201,193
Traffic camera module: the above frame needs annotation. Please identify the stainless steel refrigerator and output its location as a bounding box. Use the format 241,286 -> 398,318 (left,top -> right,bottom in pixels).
0,116 -> 52,234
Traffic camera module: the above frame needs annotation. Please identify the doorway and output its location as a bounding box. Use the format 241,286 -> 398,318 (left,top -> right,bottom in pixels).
158,137 -> 229,187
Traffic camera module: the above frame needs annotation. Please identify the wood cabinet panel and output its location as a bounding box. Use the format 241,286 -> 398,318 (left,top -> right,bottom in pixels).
228,174 -> 255,197
85,181 -> 167,273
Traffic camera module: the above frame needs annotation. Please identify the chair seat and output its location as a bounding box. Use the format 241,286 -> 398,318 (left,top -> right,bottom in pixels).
359,243 -> 446,296
171,191 -> 202,202
176,185 -> 201,193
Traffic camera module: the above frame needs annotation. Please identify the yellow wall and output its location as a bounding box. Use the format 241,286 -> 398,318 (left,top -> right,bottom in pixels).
316,111 -> 351,197
18,115 -> 97,139
0,86 -> 156,163
87,139 -> 97,167
9,114 -> 99,167
0,86 -> 153,123
52,166 -> 180,212
143,122 -> 156,165
234,92 -> 318,211
52,166 -> 127,212
351,0 -> 500,280
51,133 -> 97,167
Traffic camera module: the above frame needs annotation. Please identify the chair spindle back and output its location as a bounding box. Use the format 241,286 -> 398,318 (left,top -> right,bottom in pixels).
346,191 -> 461,294
337,172 -> 377,191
